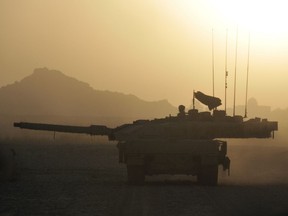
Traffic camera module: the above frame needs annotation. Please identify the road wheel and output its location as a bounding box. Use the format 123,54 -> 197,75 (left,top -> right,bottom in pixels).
197,165 -> 218,186
127,165 -> 145,185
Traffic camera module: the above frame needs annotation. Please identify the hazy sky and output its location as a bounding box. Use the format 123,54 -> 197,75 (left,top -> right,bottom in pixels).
1,0 -> 288,111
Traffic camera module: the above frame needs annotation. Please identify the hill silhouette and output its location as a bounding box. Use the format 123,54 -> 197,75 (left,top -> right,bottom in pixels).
0,68 -> 177,119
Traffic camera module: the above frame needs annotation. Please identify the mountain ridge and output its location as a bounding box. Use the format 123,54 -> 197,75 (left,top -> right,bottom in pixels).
0,68 -> 177,118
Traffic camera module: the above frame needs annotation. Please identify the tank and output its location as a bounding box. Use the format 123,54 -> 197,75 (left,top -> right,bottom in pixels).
13,92 -> 278,185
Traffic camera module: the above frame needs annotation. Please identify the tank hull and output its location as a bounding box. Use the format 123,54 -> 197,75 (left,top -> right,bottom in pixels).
118,139 -> 229,185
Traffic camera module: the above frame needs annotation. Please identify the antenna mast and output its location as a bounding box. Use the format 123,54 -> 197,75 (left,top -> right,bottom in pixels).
233,27 -> 238,116
225,29 -> 228,114
212,28 -> 215,97
193,90 -> 195,109
244,33 -> 251,118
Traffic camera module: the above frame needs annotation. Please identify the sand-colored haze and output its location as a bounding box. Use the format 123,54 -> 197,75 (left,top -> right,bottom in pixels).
1,2 -> 288,214
1,0 -> 288,109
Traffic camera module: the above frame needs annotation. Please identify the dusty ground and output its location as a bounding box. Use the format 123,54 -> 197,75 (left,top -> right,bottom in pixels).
1,136 -> 288,216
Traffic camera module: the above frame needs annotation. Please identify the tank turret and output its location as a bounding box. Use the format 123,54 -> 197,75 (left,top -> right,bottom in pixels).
14,111 -> 277,141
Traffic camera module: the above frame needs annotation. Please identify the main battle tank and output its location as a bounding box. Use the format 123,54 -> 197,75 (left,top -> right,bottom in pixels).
13,91 -> 278,185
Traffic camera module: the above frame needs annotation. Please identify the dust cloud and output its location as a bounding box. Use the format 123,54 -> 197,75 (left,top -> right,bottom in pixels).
1,134 -> 287,186
219,138 -> 288,185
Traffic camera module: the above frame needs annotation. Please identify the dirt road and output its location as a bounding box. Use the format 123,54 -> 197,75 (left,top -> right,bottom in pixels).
1,138 -> 288,216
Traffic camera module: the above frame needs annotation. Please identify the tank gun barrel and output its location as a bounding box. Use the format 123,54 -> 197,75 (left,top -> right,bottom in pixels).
14,122 -> 113,137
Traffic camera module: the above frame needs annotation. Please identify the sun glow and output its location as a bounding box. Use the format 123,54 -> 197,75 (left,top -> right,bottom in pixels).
165,0 -> 288,38
210,0 -> 288,37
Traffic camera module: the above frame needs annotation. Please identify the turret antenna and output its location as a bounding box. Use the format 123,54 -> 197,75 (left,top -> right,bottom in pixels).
233,27 -> 238,116
193,90 -> 195,109
244,32 -> 251,118
225,29 -> 228,114
212,28 -> 215,97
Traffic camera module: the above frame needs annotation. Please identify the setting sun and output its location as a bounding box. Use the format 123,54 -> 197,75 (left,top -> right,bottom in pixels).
212,0 -> 288,37
167,0 -> 288,38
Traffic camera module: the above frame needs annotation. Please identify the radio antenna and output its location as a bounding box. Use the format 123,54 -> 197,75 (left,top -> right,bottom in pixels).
193,90 -> 195,109
212,28 -> 215,97
244,32 -> 251,118
225,29 -> 228,114
233,27 -> 238,116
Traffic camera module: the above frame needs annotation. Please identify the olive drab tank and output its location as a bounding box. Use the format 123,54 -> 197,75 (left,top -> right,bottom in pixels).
13,91 -> 278,185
